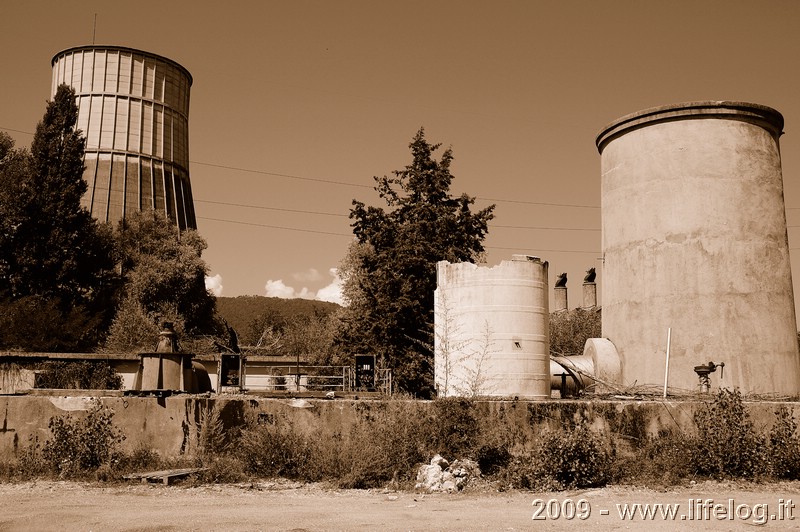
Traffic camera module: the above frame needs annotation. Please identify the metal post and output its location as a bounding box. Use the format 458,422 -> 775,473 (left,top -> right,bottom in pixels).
663,327 -> 672,398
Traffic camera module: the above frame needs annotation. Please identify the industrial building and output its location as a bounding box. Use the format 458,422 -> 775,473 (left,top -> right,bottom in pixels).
435,101 -> 800,398
51,45 -> 196,230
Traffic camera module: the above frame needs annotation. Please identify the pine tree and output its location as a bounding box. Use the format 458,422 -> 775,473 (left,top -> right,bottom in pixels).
341,128 -> 495,397
0,84 -> 115,304
0,85 -> 117,351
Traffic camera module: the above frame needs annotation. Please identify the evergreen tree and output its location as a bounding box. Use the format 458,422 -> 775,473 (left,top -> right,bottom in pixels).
0,84 -> 116,305
0,87 -> 117,351
341,128 -> 494,397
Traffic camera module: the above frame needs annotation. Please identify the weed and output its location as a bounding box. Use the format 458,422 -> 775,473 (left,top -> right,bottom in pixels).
499,422 -> 615,491
690,389 -> 766,479
42,401 -> 125,478
429,398 -> 476,457
617,430 -> 692,487
236,416 -> 310,479
767,406 -> 800,479
35,361 -> 123,390
198,403 -> 226,456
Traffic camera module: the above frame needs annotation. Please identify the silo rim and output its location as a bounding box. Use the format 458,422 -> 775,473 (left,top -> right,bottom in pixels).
52,45 -> 193,86
595,101 -> 783,154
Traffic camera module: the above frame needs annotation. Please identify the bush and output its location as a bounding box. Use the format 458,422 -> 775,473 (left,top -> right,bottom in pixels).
767,406 -> 800,479
198,404 -> 227,456
536,422 -> 615,489
549,307 -> 601,357
337,402 -> 430,488
35,360 -> 123,390
429,398 -> 477,457
42,401 -> 125,478
617,430 -> 692,487
500,422 -> 615,491
236,416 -> 310,479
689,389 -> 766,479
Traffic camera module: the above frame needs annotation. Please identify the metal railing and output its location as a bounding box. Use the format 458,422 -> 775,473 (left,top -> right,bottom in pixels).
240,364 -> 352,393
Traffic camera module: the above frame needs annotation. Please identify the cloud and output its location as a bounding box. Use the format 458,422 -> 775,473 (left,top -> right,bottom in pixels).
264,268 -> 345,305
316,268 -> 345,305
265,279 -> 313,299
205,274 -> 224,297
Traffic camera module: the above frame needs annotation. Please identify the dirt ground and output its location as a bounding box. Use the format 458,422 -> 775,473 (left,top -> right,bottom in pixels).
2,479 -> 800,531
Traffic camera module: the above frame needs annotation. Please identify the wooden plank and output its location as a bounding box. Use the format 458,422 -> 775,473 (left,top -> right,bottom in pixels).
123,468 -> 206,485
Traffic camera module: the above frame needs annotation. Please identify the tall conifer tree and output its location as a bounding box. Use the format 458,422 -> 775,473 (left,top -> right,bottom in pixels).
342,128 -> 495,397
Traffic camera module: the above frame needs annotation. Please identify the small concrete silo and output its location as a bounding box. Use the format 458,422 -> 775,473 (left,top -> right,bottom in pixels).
596,101 -> 800,394
434,255 -> 550,399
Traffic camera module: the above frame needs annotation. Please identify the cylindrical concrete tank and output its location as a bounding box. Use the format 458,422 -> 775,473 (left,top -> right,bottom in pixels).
434,255 -> 550,399
596,101 -> 800,395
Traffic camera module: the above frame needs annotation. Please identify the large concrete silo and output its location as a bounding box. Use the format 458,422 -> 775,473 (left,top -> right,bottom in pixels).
596,101 -> 800,395
434,255 -> 550,399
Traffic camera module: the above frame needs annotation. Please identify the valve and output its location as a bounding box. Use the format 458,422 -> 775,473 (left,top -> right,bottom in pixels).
693,361 -> 725,393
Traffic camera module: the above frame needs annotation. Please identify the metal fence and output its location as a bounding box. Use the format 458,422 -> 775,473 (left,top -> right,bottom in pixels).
240,364 -> 352,393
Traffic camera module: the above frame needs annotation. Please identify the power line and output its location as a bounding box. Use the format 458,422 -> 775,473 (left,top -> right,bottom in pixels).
196,216 -> 352,237
195,199 -> 348,217
195,199 -> 601,231
480,197 -> 598,208
191,160 -> 601,207
492,224 -> 599,231
0,126 -> 34,136
191,160 -> 372,189
486,245 -> 601,254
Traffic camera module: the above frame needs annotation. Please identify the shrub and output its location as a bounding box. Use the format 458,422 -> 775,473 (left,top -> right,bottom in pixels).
198,455 -> 248,484
767,406 -> 800,479
689,389 -> 766,479
42,401 -> 125,478
429,398 -> 477,457
117,445 -> 162,473
617,430 -> 692,487
500,422 -> 615,491
236,416 -> 310,479
338,402 -> 431,488
198,404 -> 226,456
35,360 -> 123,390
549,307 -> 601,357
536,422 -> 615,489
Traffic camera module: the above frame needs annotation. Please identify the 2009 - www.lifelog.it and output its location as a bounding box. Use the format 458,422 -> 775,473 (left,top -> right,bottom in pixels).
531,497 -> 795,524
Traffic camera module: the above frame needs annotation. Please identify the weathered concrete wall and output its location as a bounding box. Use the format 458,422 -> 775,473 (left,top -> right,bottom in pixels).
596,101 -> 800,394
435,256 -> 550,399
2,395 -> 798,462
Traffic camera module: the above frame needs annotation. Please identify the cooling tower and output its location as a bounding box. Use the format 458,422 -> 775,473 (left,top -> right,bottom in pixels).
434,255 -> 550,399
596,101 -> 800,394
51,46 -> 196,230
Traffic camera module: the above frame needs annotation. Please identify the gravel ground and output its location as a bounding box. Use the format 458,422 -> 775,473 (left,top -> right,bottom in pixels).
2,479 -> 800,531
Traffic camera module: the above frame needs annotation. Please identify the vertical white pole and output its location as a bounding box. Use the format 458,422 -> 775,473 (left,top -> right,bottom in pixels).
663,327 -> 672,398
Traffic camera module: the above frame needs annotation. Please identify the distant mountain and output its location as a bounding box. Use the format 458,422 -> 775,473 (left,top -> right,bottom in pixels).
215,296 -> 340,344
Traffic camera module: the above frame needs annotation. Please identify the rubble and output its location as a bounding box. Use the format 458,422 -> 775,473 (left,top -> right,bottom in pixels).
414,454 -> 481,493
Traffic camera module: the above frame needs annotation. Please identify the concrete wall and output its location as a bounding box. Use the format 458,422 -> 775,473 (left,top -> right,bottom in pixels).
596,101 -> 800,394
434,255 -> 550,399
1,395 -> 798,462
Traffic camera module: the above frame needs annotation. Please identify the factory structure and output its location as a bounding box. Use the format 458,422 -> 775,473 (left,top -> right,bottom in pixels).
14,46 -> 800,399
436,101 -> 800,399
51,45 -> 196,230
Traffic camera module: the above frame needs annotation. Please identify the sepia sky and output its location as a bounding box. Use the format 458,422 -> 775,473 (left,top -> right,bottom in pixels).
3,0 -> 800,314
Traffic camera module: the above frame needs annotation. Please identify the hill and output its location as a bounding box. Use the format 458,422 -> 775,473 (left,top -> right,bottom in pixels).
215,296 -> 340,345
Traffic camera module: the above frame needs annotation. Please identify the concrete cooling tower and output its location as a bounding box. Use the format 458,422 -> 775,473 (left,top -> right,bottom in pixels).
596,101 -> 800,395
51,46 -> 196,230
